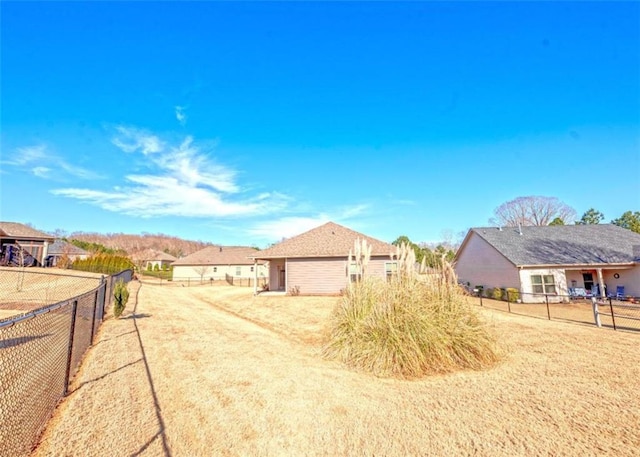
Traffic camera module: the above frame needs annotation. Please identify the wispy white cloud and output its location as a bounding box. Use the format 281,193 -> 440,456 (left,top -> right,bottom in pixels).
175,106 -> 187,126
53,125 -> 289,219
32,166 -> 51,178
112,126 -> 163,155
3,145 -> 48,166
246,215 -> 332,240
2,144 -> 101,181
246,204 -> 371,241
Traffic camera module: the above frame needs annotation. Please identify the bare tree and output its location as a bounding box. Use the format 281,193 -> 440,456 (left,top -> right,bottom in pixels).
490,196 -> 576,227
194,265 -> 209,284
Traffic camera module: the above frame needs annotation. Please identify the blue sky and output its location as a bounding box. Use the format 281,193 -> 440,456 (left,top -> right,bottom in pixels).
1,1 -> 639,248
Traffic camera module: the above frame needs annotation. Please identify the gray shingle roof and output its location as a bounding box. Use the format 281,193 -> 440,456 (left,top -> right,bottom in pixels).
47,240 -> 90,256
468,224 -> 640,266
252,221 -> 395,259
172,246 -> 262,266
0,222 -> 54,240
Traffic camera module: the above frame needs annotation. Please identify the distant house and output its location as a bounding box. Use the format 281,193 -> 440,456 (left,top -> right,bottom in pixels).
250,221 -> 396,295
45,240 -> 90,267
454,224 -> 640,303
131,249 -> 177,271
0,221 -> 55,267
171,246 -> 267,282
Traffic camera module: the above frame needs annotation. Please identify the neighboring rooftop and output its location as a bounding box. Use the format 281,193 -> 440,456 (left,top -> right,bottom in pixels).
47,240 -> 90,256
253,221 -> 395,259
466,224 -> 640,266
130,249 -> 177,262
0,222 -> 54,240
172,246 -> 262,266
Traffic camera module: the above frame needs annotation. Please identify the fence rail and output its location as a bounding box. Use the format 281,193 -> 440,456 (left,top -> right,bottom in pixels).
466,286 -> 640,332
0,269 -> 133,456
137,273 -> 267,288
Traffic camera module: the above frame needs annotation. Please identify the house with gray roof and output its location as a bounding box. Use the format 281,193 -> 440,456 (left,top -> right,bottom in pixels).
171,245 -> 267,283
0,221 -> 55,267
455,224 -> 640,303
45,240 -> 90,267
250,221 -> 396,295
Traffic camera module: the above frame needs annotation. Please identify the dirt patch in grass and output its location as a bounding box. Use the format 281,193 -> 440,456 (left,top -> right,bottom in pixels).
32,283 -> 640,456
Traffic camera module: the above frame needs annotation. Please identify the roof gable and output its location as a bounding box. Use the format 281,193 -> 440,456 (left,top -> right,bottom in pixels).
172,245 -> 261,266
466,224 -> 640,266
253,221 -> 395,259
0,222 -> 54,241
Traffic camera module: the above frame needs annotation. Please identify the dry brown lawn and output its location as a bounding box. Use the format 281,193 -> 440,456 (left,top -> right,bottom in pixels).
32,282 -> 640,456
0,267 -> 104,319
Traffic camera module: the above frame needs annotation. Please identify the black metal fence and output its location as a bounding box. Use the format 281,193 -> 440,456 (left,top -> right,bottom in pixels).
467,286 -> 640,332
0,269 -> 133,456
137,274 -> 267,288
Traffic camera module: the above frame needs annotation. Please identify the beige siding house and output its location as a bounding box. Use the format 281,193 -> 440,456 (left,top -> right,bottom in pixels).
131,249 -> 177,271
172,246 -> 267,283
0,222 -> 54,267
455,225 -> 640,303
251,221 -> 396,295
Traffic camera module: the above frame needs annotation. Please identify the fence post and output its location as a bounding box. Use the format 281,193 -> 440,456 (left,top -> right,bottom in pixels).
64,300 -> 78,396
608,297 -> 617,331
100,276 -> 106,320
545,294 -> 551,320
90,289 -> 99,344
506,291 -> 511,313
591,297 -> 601,328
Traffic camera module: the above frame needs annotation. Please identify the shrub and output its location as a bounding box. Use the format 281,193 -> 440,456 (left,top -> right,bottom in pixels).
506,288 -> 520,302
113,279 -> 130,318
322,241 -> 500,379
492,287 -> 504,301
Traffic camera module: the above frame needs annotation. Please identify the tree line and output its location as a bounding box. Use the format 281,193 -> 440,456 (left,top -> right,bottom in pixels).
490,196 -> 639,233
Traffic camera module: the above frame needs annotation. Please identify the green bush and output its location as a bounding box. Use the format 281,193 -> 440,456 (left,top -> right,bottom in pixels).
113,279 -> 130,318
492,287 -> 504,300
323,262 -> 500,378
71,254 -> 134,275
506,288 -> 520,302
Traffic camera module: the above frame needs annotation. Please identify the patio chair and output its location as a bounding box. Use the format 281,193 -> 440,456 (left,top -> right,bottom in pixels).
570,287 -> 587,299
609,285 -> 625,300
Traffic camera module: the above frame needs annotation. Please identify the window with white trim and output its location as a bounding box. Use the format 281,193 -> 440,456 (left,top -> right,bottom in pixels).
348,263 -> 362,283
385,262 -> 398,281
531,274 -> 556,294
236,266 -> 242,276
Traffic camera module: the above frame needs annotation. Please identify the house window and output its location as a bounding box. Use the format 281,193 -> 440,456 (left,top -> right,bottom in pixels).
213,267 -> 217,273
349,263 -> 362,283
531,274 -> 556,294
385,262 -> 398,281
236,266 -> 242,276
250,266 -> 254,272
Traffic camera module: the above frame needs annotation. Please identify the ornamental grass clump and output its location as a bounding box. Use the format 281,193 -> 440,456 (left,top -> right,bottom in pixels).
323,241 -> 500,378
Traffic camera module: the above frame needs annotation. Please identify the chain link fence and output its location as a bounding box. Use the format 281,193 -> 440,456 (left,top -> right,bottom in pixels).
466,286 -> 640,332
0,268 -> 133,456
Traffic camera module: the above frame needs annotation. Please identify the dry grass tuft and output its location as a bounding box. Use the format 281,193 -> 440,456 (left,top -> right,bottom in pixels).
323,243 -> 500,378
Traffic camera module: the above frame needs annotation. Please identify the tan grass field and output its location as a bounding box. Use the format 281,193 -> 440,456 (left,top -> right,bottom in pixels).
32,282 -> 640,456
